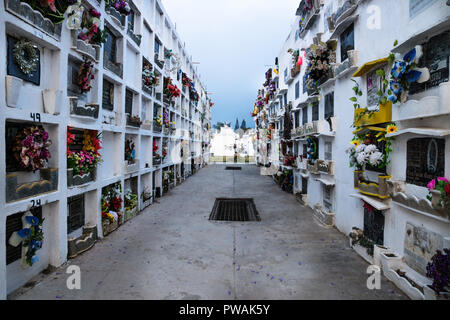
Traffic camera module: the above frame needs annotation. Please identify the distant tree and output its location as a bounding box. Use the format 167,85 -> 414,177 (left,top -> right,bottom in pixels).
234,118 -> 239,131
240,119 -> 247,130
213,122 -> 225,130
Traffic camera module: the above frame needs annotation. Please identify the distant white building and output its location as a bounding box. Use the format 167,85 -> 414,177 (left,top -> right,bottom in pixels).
211,125 -> 255,157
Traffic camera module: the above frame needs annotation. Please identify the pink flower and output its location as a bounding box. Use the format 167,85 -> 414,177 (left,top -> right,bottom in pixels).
437,177 -> 449,183
427,179 -> 436,191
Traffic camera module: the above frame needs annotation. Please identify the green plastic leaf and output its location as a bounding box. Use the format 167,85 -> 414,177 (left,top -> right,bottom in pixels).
350,97 -> 357,102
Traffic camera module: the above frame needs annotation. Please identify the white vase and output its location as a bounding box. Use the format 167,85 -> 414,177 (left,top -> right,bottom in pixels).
42,89 -> 62,115
5,75 -> 23,108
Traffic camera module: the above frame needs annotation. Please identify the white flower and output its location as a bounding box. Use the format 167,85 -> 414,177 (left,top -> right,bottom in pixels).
368,151 -> 383,166
364,144 -> 378,154
356,152 -> 368,165
355,144 -> 366,154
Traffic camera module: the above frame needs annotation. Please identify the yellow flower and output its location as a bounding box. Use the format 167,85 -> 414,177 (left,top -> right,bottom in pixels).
387,124 -> 398,134
351,140 -> 360,147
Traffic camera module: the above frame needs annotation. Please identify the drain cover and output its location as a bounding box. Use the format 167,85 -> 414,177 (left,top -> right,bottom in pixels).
209,198 -> 260,221
225,166 -> 241,170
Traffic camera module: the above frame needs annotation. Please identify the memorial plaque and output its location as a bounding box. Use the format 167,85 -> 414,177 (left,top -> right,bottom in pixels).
406,138 -> 445,187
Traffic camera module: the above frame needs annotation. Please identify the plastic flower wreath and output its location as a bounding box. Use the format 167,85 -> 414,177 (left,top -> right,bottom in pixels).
12,125 -> 52,172
426,177 -> 450,217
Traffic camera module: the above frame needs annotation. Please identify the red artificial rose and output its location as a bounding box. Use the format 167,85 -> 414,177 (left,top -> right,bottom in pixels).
445,183 -> 450,196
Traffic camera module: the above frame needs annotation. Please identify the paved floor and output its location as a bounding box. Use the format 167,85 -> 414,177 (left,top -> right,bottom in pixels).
10,165 -> 407,300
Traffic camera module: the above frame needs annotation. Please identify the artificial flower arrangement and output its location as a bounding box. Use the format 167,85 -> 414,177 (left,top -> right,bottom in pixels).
426,177 -> 450,217
124,189 -> 138,211
142,64 -> 159,89
163,111 -> 170,128
8,211 -> 44,267
305,41 -> 336,92
154,115 -> 162,127
22,0 -> 73,23
124,139 -> 136,162
164,78 -> 181,99
78,60 -> 95,93
162,145 -> 168,158
105,0 -> 131,15
67,127 -> 102,176
287,48 -> 301,74
426,249 -> 449,296
371,40 -> 430,105
263,68 -> 272,87
66,3 -> 107,45
346,126 -> 395,170
101,182 -> 122,224
189,85 -> 199,102
182,72 -> 192,88
298,0 -> 314,33
12,125 -> 52,172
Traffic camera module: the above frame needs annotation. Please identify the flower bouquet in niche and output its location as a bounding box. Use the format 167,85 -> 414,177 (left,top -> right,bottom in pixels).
427,177 -> 450,217
346,126 -> 394,171
105,0 -> 131,15
12,125 -> 52,172
78,60 -> 95,93
305,42 -> 335,92
382,42 -> 430,104
142,64 -> 159,90
67,128 -> 102,185
21,0 -> 73,24
101,182 -> 123,234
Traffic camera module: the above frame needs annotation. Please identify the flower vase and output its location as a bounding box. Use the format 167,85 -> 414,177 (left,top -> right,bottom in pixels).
5,75 -> 23,108
42,89 -> 62,115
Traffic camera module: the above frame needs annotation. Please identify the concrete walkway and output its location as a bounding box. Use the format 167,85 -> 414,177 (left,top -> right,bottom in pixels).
10,165 -> 407,300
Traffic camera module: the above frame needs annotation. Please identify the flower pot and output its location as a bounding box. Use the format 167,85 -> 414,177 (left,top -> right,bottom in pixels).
5,75 -> 23,108
42,89 -> 62,115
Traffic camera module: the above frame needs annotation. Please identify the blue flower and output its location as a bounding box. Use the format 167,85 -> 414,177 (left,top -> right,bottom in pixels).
390,80 -> 403,95
18,228 -> 31,238
388,95 -> 398,103
25,216 -> 39,226
30,255 -> 39,264
403,47 -> 417,64
406,70 -> 422,83
391,61 -> 406,78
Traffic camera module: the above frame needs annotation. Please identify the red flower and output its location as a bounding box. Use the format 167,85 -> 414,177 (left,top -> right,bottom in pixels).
445,183 -> 450,196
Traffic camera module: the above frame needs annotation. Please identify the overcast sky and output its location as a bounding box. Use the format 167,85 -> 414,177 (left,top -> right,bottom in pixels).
162,0 -> 299,128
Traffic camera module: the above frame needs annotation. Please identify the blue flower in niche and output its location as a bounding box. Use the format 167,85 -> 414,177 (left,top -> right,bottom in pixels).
390,80 -> 403,95
30,255 -> 39,264
403,47 -> 417,64
391,61 -> 406,79
25,216 -> 39,226
406,70 -> 422,83
388,95 -> 398,103
18,228 -> 31,238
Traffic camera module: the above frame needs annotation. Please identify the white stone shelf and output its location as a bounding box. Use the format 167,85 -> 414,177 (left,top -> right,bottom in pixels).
392,82 -> 450,122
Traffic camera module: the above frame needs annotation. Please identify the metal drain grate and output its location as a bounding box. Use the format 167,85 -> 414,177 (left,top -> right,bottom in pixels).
209,198 -> 260,221
225,166 -> 242,170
